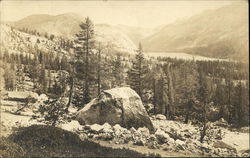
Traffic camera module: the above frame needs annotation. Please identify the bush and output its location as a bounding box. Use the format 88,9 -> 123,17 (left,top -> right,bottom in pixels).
0,137 -> 25,158
9,125 -> 159,157
35,97 -> 67,126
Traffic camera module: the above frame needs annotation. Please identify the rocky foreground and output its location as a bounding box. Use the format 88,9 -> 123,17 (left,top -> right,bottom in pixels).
1,108 -> 249,157
59,115 -> 249,157
1,90 -> 250,157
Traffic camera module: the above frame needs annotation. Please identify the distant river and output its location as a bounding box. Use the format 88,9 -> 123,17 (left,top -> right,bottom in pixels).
145,52 -> 228,61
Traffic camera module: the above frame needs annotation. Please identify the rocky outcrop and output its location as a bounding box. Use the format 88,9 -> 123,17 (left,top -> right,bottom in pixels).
76,87 -> 154,133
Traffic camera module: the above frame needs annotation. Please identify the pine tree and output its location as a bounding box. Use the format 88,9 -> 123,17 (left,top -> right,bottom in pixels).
224,63 -> 234,124
151,65 -> 168,115
29,55 -> 39,89
214,83 -> 228,120
161,73 -> 169,116
40,63 -> 47,93
111,53 -> 123,88
197,68 -> 209,143
44,32 -> 48,39
152,78 -> 157,114
47,69 -> 52,91
96,43 -> 102,97
3,63 -> 16,91
175,61 -> 200,105
173,61 -> 200,123
50,34 -> 55,41
36,97 -> 67,126
233,74 -> 249,127
241,80 -> 249,126
61,55 -> 68,71
74,17 -> 95,105
16,64 -> 24,91
128,43 -> 147,98
165,63 -> 175,119
65,64 -> 74,112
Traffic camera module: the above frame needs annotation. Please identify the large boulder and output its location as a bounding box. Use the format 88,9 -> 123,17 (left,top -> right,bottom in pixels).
76,87 -> 154,133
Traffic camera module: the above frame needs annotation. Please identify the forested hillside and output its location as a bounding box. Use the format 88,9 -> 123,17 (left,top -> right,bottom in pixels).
1,16 -> 249,128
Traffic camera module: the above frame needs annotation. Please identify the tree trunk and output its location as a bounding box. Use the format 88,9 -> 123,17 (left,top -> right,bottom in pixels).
153,78 -> 156,115
97,47 -> 101,98
184,112 -> 190,124
84,27 -> 90,104
200,103 -> 207,143
167,63 -> 175,119
15,103 -> 28,114
162,76 -> 168,116
185,100 -> 193,124
65,76 -> 74,112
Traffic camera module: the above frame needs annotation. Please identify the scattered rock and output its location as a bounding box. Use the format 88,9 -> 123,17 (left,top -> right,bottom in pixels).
165,128 -> 186,141
147,134 -> 157,142
89,124 -> 104,134
101,123 -> 113,133
167,137 -> 175,145
113,124 -> 123,131
113,124 -> 128,136
81,124 -> 91,131
147,141 -> 159,149
129,127 -> 137,133
200,143 -> 212,153
133,136 -> 146,146
98,132 -> 114,140
162,144 -> 173,151
155,114 -> 166,120
239,127 -> 249,133
146,134 -> 159,149
137,127 -> 150,137
79,133 -> 88,140
239,149 -> 250,157
214,118 -> 228,127
60,120 -> 81,132
176,139 -> 185,146
155,129 -> 170,144
213,140 -> 237,152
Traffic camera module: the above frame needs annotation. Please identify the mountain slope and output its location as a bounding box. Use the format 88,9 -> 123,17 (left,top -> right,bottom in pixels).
12,13 -> 137,53
13,13 -> 85,37
114,24 -> 159,46
141,2 -> 248,60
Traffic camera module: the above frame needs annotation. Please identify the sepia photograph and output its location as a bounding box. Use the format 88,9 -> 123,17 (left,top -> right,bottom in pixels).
0,0 -> 249,157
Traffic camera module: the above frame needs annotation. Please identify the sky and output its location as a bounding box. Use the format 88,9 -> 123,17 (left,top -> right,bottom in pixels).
0,0 -> 237,28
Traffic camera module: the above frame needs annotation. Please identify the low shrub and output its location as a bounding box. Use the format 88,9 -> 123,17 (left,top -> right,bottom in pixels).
9,125 -> 160,157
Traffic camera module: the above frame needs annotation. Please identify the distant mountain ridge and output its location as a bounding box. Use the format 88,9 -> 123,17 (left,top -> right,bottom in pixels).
141,2 -> 248,61
11,13 -> 140,53
7,2 -> 249,60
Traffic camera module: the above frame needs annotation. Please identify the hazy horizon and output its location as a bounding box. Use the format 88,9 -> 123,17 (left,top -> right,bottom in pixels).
0,0 -> 237,28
